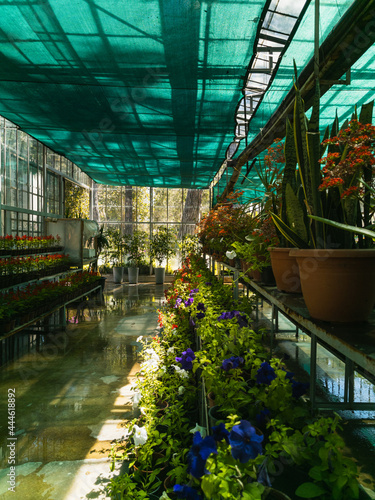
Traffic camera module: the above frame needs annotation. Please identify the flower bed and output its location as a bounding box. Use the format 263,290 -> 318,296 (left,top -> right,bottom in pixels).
0,271 -> 102,330
107,254 -> 363,500
0,234 -> 63,255
0,254 -> 71,289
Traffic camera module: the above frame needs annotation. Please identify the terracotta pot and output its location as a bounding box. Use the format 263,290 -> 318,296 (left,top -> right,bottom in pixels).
268,247 -> 301,293
290,248 -> 375,322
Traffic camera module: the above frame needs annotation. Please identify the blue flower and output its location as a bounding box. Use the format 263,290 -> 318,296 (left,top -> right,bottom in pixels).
175,348 -> 195,370
205,282 -> 212,286
197,302 -> 206,311
196,312 -> 205,320
256,362 -> 276,385
291,380 -> 309,398
184,297 -> 194,307
187,432 -> 217,478
220,355 -> 244,371
174,297 -> 183,308
190,288 -> 199,295
217,310 -> 248,327
174,484 -> 202,500
211,422 -> 229,443
229,420 -> 263,463
256,408 -> 271,427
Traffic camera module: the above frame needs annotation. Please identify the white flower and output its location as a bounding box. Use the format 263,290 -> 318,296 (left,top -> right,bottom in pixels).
178,386 -> 185,395
132,391 -> 141,407
226,250 -> 237,260
136,336 -> 143,343
189,423 -> 207,438
140,358 -> 159,373
160,366 -> 167,373
144,348 -> 159,361
167,346 -> 175,354
133,424 -> 148,446
172,365 -> 189,379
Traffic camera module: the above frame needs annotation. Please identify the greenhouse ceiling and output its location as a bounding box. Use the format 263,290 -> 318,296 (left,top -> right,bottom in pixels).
0,0 -> 373,189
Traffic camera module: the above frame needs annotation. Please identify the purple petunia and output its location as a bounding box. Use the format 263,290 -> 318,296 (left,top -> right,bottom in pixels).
291,380 -> 310,399
174,297 -> 183,308
196,312 -> 205,320
184,297 -> 194,307
256,408 -> 271,427
211,422 -> 230,443
190,288 -> 199,296
189,317 -> 196,329
256,362 -> 277,385
187,432 -> 217,478
229,420 -> 263,463
174,484 -> 202,500
175,348 -> 196,370
220,355 -> 244,371
217,310 -> 248,327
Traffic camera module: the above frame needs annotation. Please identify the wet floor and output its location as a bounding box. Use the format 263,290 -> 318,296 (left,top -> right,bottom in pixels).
0,276 -> 169,500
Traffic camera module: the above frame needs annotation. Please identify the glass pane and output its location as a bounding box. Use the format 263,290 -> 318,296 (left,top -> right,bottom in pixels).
168,189 -> 182,222
152,188 -> 167,222
136,186 -> 150,222
106,187 -> 122,222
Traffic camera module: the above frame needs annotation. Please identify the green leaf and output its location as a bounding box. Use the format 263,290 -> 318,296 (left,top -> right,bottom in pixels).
295,482 -> 328,498
359,100 -> 374,126
308,215 -> 375,239
270,212 -> 309,248
285,183 -> 309,243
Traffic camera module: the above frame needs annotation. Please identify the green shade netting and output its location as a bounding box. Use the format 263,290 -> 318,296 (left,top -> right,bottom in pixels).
227,0 -> 375,202
0,0 -> 267,188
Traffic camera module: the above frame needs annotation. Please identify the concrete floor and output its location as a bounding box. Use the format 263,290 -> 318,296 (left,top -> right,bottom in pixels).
0,276 -> 170,500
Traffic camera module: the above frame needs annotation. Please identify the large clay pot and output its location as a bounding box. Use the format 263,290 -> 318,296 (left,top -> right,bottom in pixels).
290,249 -> 375,322
269,247 -> 301,293
155,267 -> 165,284
128,266 -> 139,284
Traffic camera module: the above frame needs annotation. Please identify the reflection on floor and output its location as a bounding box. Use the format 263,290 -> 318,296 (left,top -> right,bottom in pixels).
0,276 -> 169,499
252,296 -> 375,496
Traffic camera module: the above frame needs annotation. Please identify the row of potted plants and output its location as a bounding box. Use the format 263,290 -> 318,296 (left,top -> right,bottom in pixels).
104,226 -> 178,285
106,253 -> 362,499
197,77 -> 375,323
0,270 -> 102,333
0,234 -> 63,255
0,254 -> 71,288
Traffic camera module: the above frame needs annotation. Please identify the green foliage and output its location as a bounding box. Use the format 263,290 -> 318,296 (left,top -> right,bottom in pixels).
64,181 -> 90,219
123,230 -> 148,267
178,234 -> 202,261
150,226 -> 177,266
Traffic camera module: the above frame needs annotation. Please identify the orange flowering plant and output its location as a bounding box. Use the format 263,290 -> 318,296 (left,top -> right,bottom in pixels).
310,117 -> 375,246
196,190 -> 255,258
271,73 -> 375,249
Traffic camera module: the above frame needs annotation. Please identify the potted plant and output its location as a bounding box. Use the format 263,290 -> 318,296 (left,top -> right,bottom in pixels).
150,226 -> 177,284
95,225 -> 110,290
108,228 -> 126,284
123,230 -> 148,284
270,69 -> 375,322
